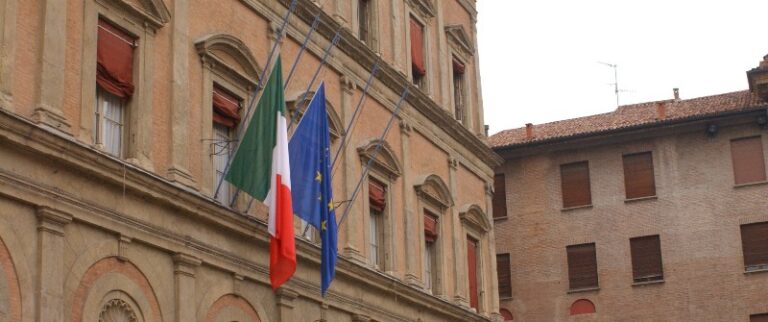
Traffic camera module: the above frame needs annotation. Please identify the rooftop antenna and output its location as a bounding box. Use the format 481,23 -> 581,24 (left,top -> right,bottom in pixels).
597,61 -> 630,107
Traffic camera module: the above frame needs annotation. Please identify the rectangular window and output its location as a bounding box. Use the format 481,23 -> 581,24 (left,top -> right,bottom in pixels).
410,16 -> 426,87
623,152 -> 656,199
741,222 -> 768,271
212,87 -> 241,205
731,136 -> 767,185
467,236 -> 479,310
497,253 -> 512,298
560,161 -> 592,208
493,173 -> 508,219
358,0 -> 371,45
452,57 -> 466,123
424,212 -> 438,291
566,243 -> 598,290
369,178 -> 386,268
95,88 -> 125,157
630,235 -> 663,282
751,313 -> 768,322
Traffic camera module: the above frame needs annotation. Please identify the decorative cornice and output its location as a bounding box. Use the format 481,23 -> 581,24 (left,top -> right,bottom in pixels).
406,0 -> 436,19
445,25 -> 475,58
173,252 -> 202,277
413,174 -> 454,209
36,206 -> 73,236
357,139 -> 403,178
97,0 -> 170,29
459,204 -> 490,233
195,33 -> 261,88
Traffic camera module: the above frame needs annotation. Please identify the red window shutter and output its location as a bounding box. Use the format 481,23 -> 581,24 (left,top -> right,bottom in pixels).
623,152 -> 656,199
499,308 -> 514,320
424,213 -> 438,243
560,161 -> 592,208
493,174 -> 508,219
496,253 -> 511,298
369,179 -> 386,212
212,87 -> 241,128
410,17 -> 426,76
97,19 -> 136,98
566,243 -> 598,290
731,136 -> 767,184
467,237 -> 479,309
630,235 -> 663,281
741,222 -> 768,268
452,57 -> 466,75
751,313 -> 768,322
570,299 -> 596,315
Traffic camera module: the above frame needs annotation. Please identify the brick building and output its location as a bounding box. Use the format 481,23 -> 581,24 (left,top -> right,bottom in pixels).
0,0 -> 504,321
489,57 -> 768,321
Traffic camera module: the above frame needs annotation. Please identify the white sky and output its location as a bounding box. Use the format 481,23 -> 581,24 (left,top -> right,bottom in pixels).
476,0 -> 768,135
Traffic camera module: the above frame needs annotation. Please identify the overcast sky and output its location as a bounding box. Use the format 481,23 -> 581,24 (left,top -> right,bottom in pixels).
476,0 -> 768,135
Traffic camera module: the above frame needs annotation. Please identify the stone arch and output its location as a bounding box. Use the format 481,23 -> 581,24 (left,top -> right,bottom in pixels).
204,294 -> 261,322
413,174 -> 453,209
285,90 -> 345,139
70,257 -> 162,322
458,204 -> 491,232
357,138 -> 402,178
195,277 -> 271,322
570,299 -> 596,315
0,214 -> 32,322
195,34 -> 262,87
0,233 -> 21,322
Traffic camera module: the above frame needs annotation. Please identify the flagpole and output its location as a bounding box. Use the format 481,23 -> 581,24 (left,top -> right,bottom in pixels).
213,0 -> 298,201
337,86 -> 410,227
329,60 -> 381,174
283,14 -> 321,91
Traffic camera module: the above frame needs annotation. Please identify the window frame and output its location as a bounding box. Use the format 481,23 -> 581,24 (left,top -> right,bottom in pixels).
560,161 -> 592,209
566,243 -> 599,291
740,221 -> 768,271
407,14 -> 429,91
730,135 -> 767,185
354,0 -> 379,50
451,56 -> 467,124
496,253 -> 512,299
365,174 -> 391,271
629,235 -> 664,283
622,151 -> 657,200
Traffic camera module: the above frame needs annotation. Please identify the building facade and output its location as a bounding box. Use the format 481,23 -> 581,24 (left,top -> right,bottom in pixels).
489,57 -> 768,321
0,0 -> 504,321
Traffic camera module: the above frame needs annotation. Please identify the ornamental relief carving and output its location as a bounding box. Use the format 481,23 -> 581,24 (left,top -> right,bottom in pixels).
100,299 -> 138,322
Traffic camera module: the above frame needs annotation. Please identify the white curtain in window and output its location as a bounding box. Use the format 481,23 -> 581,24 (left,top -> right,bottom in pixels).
369,211 -> 379,266
96,88 -> 124,157
213,124 -> 231,204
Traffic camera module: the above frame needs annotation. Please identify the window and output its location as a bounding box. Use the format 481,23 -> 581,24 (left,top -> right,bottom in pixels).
467,236 -> 479,310
740,222 -> 768,271
369,178 -> 386,268
95,19 -> 136,157
497,253 -> 511,298
570,299 -> 596,315
623,152 -> 656,199
566,243 -> 598,290
358,0 -> 372,45
410,16 -> 426,87
211,87 -> 241,205
560,161 -> 592,208
452,57 -> 466,123
493,174 -> 508,220
499,308 -> 514,321
751,313 -> 768,322
424,212 -> 438,291
629,235 -> 663,282
731,136 -> 767,185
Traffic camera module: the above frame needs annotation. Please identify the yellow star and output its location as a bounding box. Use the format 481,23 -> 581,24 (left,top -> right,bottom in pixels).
315,171 -> 322,182
328,201 -> 334,211
321,220 -> 327,230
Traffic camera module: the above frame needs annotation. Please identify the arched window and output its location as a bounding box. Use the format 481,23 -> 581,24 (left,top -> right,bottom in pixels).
570,299 -> 596,315
499,308 -> 514,320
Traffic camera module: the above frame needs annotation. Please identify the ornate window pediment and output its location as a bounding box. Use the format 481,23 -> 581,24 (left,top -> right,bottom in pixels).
108,0 -> 171,28
357,139 -> 402,178
459,204 -> 490,232
407,0 -> 435,19
445,25 -> 474,58
286,91 -> 345,139
195,34 -> 262,89
413,174 -> 453,209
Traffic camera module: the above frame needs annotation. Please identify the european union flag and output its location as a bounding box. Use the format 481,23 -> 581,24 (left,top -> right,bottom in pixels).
288,82 -> 337,295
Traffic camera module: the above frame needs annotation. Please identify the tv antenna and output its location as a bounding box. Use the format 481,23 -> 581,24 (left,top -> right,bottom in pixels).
597,61 -> 631,107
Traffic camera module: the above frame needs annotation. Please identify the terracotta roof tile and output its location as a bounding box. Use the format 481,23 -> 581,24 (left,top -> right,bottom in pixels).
489,90 -> 766,149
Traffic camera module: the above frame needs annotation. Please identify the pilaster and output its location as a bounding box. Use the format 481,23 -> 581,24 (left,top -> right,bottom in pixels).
33,0 -> 71,133
276,287 -> 299,322
173,252 -> 201,322
0,0 -> 17,112
166,0 -> 195,187
390,0 -> 404,74
352,314 -> 372,322
340,76 -> 364,264
400,120 -> 419,286
36,206 -> 72,322
484,181 -> 500,316
448,158 -> 469,308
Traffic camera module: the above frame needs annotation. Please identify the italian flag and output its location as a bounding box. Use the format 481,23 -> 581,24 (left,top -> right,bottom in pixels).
225,56 -> 295,290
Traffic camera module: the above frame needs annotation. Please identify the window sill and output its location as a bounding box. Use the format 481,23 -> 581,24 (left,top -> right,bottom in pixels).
734,180 -> 768,189
632,279 -> 665,287
744,266 -> 768,275
499,296 -> 513,301
567,286 -> 599,294
493,216 -> 508,222
561,204 -> 593,212
624,195 -> 658,203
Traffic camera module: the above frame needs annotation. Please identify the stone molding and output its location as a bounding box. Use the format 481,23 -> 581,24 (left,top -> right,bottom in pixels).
100,298 -> 138,322
459,204 -> 491,233
445,24 -> 475,58
195,33 -> 262,88
36,206 -> 73,236
173,252 -> 202,277
413,174 -> 454,209
357,139 -> 403,178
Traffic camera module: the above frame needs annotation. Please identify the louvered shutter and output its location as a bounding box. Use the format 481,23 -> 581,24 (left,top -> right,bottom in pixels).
369,179 -> 386,212
623,152 -> 656,199
493,174 -> 508,219
424,213 -> 438,243
560,162 -> 592,208
410,17 -> 426,76
731,136 -> 767,184
630,235 -> 663,281
212,87 -> 241,128
496,254 -> 512,298
467,237 -> 479,309
97,19 -> 136,98
566,243 -> 598,290
741,222 -> 768,268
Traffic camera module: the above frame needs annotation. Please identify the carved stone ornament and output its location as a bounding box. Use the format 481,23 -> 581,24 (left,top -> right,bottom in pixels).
99,299 -> 138,322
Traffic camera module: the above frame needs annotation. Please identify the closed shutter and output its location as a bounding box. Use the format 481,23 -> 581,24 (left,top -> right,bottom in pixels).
623,152 -> 656,199
97,19 -> 136,98
751,313 -> 768,322
741,222 -> 768,268
424,213 -> 438,243
493,174 -> 508,219
630,235 -> 663,281
212,87 -> 241,128
467,237 -> 479,309
410,17 -> 426,76
496,253 -> 512,298
369,179 -> 386,212
560,161 -> 592,208
566,243 -> 598,290
731,136 -> 767,184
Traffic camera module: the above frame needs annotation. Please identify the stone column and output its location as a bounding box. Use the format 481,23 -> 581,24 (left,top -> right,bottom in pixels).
36,206 -> 72,322
390,0 -> 404,74
448,158 -> 468,307
435,0 -> 449,108
276,287 -> 298,322
173,253 -> 201,322
484,181 -> 501,319
400,120 -> 419,285
0,0 -> 17,111
340,76 -> 364,263
470,21 -> 484,137
32,0 -> 71,133
166,0 -> 196,186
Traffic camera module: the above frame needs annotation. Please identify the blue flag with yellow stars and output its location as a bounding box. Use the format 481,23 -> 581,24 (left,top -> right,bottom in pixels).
288,82 -> 337,295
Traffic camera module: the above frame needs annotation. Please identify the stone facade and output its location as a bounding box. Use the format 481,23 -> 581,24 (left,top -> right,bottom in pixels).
0,0 -> 503,321
491,62 -> 768,321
